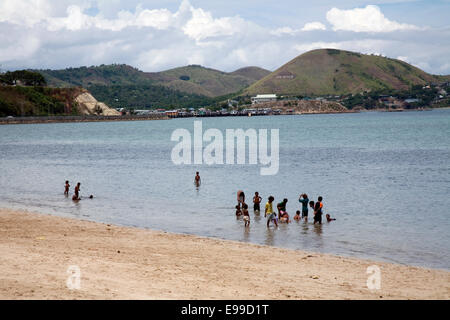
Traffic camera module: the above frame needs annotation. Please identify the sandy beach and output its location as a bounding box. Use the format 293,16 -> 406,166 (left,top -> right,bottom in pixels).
0,208 -> 449,300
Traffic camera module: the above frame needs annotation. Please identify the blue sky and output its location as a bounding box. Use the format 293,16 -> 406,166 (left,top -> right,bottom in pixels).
0,0 -> 449,74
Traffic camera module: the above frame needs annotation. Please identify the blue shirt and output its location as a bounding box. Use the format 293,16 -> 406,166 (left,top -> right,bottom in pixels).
299,198 -> 309,212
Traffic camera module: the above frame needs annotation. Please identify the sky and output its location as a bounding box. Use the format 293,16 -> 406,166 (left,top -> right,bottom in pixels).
0,0 -> 449,74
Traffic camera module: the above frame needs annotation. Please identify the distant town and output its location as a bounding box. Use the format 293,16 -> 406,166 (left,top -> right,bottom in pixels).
120,82 -> 450,119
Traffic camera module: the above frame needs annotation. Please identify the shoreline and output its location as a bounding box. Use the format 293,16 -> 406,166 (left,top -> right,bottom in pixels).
2,107 -> 448,125
1,208 -> 449,300
0,111 -> 354,125
0,114 -> 168,125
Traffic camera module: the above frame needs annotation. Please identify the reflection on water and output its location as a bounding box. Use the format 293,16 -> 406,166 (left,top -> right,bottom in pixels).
264,228 -> 275,246
243,227 -> 250,242
313,224 -> 323,236
301,221 -> 310,235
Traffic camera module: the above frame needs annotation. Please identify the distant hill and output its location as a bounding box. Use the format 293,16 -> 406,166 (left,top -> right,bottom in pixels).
154,65 -> 270,97
38,64 -> 154,88
38,64 -> 270,98
245,49 -> 450,96
230,67 -> 272,82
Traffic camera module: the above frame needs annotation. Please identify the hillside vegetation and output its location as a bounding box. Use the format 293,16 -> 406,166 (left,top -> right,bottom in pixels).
38,64 -> 153,88
31,49 -> 450,110
0,86 -> 84,117
245,49 -> 449,96
155,65 -> 270,97
36,64 -> 269,109
88,84 -> 234,109
37,64 -> 270,101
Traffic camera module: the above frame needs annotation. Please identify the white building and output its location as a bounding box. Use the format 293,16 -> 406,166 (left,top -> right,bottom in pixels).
251,94 -> 278,105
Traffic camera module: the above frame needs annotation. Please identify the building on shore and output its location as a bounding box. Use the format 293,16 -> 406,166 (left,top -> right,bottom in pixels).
165,110 -> 179,118
251,94 -> 278,105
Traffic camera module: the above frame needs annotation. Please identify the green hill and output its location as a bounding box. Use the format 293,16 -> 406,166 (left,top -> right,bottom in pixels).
230,66 -> 272,82
154,65 -> 271,96
38,64 -> 154,88
245,49 -> 450,96
36,64 -> 270,108
38,64 -> 270,98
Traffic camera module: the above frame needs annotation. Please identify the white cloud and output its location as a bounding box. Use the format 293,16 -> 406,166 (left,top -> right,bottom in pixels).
46,4 -> 175,31
326,5 -> 420,32
3,0 -> 252,43
0,30 -> 41,62
397,56 -> 410,63
271,22 -> 326,36
301,22 -> 326,31
293,39 -> 399,57
0,0 -> 448,76
182,6 -> 248,41
294,41 -> 341,53
270,27 -> 296,36
0,0 -> 51,27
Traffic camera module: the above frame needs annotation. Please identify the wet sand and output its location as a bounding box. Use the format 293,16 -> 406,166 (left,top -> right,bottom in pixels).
0,208 -> 449,300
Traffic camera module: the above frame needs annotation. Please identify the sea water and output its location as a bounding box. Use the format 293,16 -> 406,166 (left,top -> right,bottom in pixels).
1,110 -> 449,270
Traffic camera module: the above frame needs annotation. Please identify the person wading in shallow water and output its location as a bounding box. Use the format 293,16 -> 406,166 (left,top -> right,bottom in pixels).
64,180 -> 70,196
265,196 -> 278,228
194,172 -> 201,187
72,182 -> 81,201
314,196 -> 324,225
253,191 -> 262,214
237,190 -> 245,206
299,193 -> 309,221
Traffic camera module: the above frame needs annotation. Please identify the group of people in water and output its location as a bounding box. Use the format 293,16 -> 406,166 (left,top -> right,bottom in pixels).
193,172 -> 335,229
64,180 -> 93,201
235,190 -> 336,228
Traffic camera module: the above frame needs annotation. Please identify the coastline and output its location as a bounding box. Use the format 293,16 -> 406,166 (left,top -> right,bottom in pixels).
2,107 -> 449,125
1,208 -> 449,300
0,114 -> 168,125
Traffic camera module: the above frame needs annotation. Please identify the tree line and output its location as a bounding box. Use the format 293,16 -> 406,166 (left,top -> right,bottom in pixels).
0,70 -> 47,87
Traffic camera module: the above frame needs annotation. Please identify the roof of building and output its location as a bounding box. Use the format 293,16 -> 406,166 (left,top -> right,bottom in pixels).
253,94 -> 277,99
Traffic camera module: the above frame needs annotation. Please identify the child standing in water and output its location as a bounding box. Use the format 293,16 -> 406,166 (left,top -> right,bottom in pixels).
242,203 -> 250,227
299,194 -> 309,221
314,197 -> 324,225
64,181 -> 70,196
253,192 -> 262,214
194,172 -> 201,187
237,190 -> 245,205
72,182 -> 81,201
265,196 -> 278,228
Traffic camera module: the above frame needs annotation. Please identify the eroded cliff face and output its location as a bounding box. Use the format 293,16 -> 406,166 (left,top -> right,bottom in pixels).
75,92 -> 120,116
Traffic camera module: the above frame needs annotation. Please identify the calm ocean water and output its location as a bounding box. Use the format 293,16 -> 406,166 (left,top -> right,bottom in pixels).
1,110 -> 449,270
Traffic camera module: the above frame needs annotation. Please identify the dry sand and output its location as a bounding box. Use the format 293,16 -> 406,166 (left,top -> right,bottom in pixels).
0,208 -> 449,300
